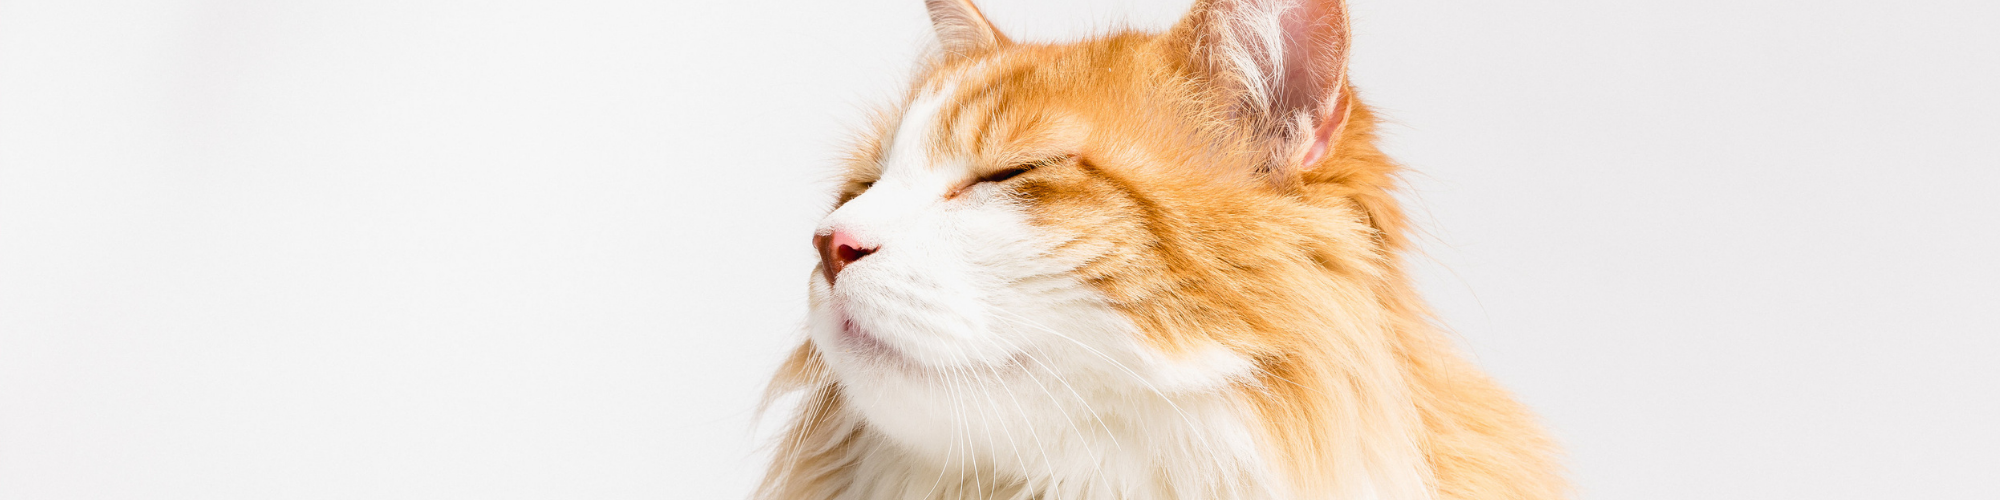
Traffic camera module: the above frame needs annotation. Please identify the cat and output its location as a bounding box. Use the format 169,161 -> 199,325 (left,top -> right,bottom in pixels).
757,1 -> 1565,498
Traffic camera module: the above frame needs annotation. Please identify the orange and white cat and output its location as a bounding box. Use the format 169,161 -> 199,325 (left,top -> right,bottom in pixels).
758,1 -> 1565,499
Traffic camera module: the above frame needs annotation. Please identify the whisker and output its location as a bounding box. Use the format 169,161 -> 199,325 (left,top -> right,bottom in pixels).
987,307 -> 1230,472
1011,343 -> 1124,455
917,364 -> 959,499
946,364 -> 987,500
965,362 -> 1032,494
967,330 -> 1068,498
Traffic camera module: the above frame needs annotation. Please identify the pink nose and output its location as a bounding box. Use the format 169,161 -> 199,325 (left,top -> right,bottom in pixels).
813,230 -> 876,284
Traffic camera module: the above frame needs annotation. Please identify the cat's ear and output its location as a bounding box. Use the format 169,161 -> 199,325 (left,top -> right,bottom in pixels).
926,0 -> 1010,58
1167,0 -> 1352,183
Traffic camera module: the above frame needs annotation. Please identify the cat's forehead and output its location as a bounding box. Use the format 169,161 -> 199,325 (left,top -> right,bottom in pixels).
877,53 -> 1100,175
876,82 -> 964,179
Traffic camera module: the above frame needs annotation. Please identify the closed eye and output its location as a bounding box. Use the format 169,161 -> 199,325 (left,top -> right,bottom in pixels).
980,164 -> 1034,184
982,155 -> 1069,184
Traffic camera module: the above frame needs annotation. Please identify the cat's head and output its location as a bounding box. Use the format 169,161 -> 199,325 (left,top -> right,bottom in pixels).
804,0 -> 1377,394
768,1 -> 1434,497
764,5 -> 1551,499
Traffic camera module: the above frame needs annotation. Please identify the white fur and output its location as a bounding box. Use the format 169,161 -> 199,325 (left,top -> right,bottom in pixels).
1209,0 -> 1291,109
805,85 -> 1292,499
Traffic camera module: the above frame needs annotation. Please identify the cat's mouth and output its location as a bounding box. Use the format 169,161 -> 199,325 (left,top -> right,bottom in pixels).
823,300 -> 1033,373
828,312 -> 1027,374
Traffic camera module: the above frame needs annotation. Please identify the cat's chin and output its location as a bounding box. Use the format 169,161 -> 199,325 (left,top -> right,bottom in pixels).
813,300 -> 1027,375
816,318 -> 1032,383
811,310 -> 932,375
831,318 -> 913,366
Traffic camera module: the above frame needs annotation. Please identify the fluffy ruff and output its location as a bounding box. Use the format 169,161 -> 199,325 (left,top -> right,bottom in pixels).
757,1 -> 1566,499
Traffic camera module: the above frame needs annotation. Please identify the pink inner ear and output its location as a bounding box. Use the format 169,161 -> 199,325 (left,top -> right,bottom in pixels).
1172,0 -> 1355,175
1250,0 -> 1353,170
1301,137 -> 1330,167
1299,90 -> 1349,167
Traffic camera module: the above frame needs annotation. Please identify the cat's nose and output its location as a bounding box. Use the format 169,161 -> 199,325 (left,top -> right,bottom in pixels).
813,230 -> 876,284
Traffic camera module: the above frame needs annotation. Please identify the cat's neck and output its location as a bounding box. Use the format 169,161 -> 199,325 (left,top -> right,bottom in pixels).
834,387 -> 1291,500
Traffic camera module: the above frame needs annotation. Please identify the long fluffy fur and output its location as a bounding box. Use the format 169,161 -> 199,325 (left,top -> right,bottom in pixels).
757,1 -> 1566,499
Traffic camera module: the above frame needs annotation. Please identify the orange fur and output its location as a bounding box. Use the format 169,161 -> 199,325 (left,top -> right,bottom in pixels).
761,1 -> 1565,499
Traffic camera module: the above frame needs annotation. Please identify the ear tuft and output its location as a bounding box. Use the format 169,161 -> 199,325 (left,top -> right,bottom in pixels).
1169,0 -> 1352,185
926,0 -> 1010,58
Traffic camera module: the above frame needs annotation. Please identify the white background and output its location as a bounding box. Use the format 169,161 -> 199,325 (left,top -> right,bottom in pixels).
3,0 -> 1996,498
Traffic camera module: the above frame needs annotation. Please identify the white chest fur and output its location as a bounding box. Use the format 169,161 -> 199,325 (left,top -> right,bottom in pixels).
829,358 -> 1286,500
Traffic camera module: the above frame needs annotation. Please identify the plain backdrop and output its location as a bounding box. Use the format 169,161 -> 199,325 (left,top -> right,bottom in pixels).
3,0 -> 1996,498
